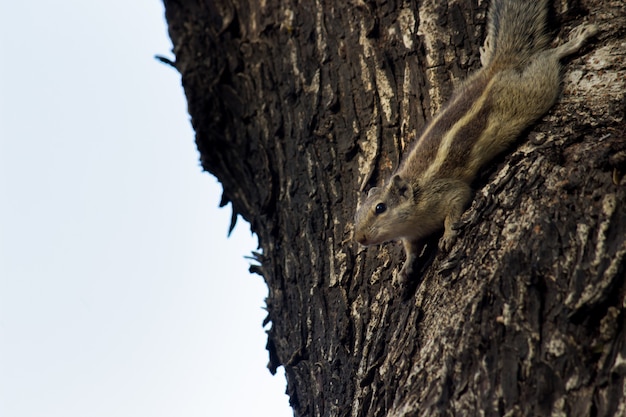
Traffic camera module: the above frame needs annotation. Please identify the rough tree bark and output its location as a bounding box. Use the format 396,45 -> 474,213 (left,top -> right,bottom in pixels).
162,0 -> 626,416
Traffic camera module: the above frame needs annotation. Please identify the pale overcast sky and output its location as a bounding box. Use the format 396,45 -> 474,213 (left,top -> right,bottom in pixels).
0,1 -> 291,416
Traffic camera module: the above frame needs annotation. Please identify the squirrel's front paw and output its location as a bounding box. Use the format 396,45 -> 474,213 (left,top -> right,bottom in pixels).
570,23 -> 599,42
439,229 -> 458,252
394,262 -> 413,286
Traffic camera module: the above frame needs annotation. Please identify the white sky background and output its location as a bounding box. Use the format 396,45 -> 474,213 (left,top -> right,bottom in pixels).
0,1 -> 292,416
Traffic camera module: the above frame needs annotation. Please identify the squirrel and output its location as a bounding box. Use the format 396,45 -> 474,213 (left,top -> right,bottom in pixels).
354,0 -> 598,281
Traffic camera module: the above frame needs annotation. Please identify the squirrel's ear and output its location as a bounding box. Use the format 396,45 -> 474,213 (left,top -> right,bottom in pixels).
391,175 -> 411,197
367,187 -> 381,198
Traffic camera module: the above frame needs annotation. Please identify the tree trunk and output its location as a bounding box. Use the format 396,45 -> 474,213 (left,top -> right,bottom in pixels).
162,0 -> 626,415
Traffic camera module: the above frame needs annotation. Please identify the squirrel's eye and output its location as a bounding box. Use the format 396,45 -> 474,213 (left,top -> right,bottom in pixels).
375,203 -> 386,215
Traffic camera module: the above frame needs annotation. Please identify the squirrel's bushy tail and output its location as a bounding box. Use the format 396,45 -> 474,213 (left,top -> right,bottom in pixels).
487,0 -> 551,67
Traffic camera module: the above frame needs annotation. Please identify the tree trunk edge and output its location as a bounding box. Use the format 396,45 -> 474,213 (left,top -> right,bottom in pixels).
162,0 -> 626,416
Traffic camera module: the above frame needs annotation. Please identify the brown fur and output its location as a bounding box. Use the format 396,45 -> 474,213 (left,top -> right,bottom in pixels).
354,0 -> 598,281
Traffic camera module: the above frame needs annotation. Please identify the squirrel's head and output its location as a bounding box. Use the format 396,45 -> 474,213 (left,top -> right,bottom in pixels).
354,175 -> 417,246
